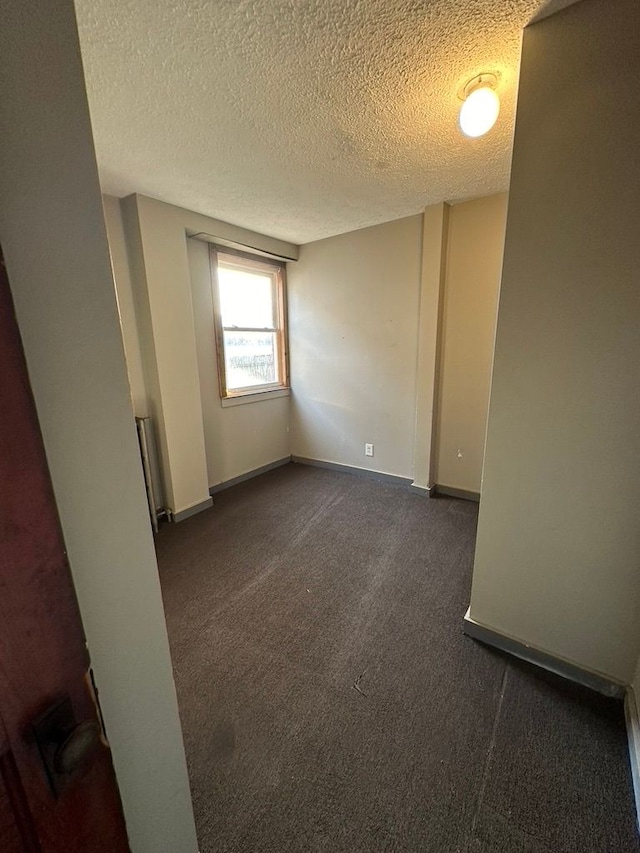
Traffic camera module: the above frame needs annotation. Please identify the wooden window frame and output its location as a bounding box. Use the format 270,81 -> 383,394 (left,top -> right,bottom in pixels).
210,245 -> 289,402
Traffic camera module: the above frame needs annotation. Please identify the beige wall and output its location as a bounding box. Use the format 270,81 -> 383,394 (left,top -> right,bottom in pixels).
187,238 -> 291,487
470,0 -> 640,683
103,195 -> 149,415
412,203 -> 449,491
119,194 -> 297,514
121,194 -> 212,517
434,194 -> 507,493
0,3 -> 198,850
634,657 -> 640,699
288,216 -> 423,478
108,198 -> 506,496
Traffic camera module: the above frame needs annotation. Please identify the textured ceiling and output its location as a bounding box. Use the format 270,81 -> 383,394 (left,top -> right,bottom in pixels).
75,0 -> 577,244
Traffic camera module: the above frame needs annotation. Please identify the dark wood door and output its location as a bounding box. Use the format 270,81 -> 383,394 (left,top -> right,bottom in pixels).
0,251 -> 130,851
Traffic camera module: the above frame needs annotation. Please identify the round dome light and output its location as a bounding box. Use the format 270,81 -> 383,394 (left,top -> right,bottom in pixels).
459,86 -> 500,138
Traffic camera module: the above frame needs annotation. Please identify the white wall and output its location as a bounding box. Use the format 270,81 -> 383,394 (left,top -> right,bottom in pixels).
470,0 -> 640,683
187,238 -> 290,487
434,194 -> 507,493
288,215 -> 423,478
0,3 -> 198,851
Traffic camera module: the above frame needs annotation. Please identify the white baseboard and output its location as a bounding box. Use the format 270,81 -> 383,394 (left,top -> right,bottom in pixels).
625,688 -> 640,833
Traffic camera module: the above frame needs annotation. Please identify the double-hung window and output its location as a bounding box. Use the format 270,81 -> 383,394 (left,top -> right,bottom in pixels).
210,246 -> 289,403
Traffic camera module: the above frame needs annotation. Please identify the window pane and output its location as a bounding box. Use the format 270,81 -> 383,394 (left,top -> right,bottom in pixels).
218,266 -> 274,328
223,330 -> 278,390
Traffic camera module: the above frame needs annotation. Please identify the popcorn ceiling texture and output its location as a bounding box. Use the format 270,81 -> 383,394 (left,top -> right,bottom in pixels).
75,0 -> 577,244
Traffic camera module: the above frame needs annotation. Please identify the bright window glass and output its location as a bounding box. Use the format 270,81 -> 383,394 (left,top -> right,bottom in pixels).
223,330 -> 278,389
218,268 -> 274,329
212,249 -> 288,398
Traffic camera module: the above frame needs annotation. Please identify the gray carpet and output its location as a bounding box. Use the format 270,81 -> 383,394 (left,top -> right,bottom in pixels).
155,462 -> 639,853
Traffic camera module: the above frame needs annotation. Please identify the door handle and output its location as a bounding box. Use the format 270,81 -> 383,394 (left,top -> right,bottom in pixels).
33,696 -> 102,795
53,719 -> 101,775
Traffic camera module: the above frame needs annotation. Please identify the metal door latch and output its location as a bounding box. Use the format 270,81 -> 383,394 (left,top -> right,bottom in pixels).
32,696 -> 101,796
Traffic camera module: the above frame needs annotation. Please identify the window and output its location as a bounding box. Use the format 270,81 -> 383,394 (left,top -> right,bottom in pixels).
210,246 -> 289,402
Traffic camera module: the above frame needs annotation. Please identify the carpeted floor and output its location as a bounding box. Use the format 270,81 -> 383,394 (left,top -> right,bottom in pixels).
155,462 -> 639,853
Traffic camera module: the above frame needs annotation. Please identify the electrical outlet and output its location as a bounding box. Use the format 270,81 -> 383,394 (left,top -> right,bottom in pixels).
365,443 -> 374,457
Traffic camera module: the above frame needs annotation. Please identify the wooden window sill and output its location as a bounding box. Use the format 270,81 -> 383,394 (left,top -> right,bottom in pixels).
220,388 -> 290,408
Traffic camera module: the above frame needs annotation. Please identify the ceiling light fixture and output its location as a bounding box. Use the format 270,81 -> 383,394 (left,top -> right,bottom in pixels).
458,73 -> 500,138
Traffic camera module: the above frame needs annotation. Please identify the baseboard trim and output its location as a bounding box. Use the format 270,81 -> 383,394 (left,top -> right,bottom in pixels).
171,496 -> 213,523
625,689 -> 640,833
463,608 -> 626,699
292,456 -> 412,487
432,484 -> 480,502
209,457 -> 292,495
408,483 -> 432,496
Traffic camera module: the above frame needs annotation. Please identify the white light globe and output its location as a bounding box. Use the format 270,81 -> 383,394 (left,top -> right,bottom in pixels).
459,86 -> 500,138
